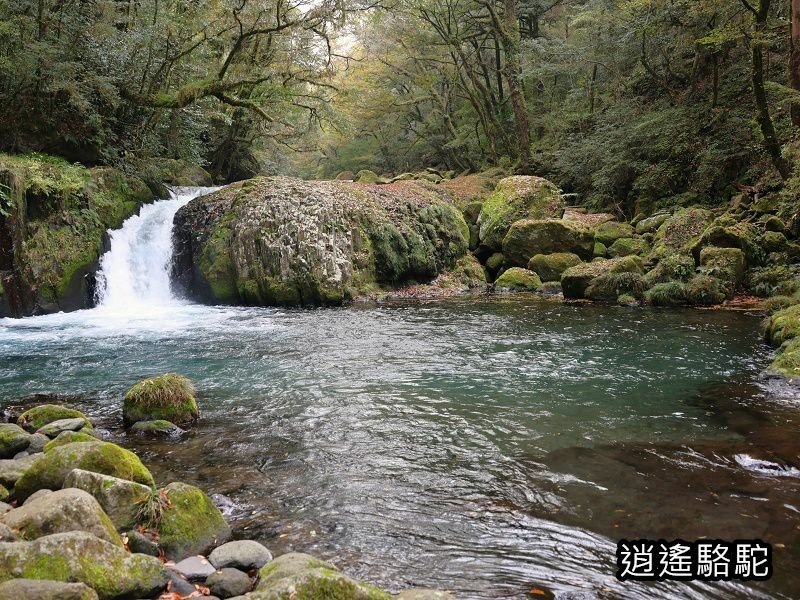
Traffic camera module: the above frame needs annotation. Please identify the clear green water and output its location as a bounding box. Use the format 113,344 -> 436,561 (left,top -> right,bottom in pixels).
1,298 -> 798,599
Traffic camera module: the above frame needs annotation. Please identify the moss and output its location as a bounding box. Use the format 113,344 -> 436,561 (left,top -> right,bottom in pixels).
0,483 -> 8,502
561,256 -> 643,299
651,207 -> 713,258
618,294 -> 639,307
157,482 -> 231,560
20,552 -> 73,582
690,221 -> 764,267
762,231 -> 790,253
585,272 -> 645,301
355,170 -> 381,183
764,295 -> 800,313
494,268 -> 542,291
502,219 -> 594,266
527,252 -> 581,282
199,213 -> 238,302
486,252 -> 505,272
608,237 -> 650,258
593,241 -> 607,258
18,405 -> 90,433
698,247 -> 745,297
765,304 -> 800,346
770,337 -> 800,379
642,254 -> 696,287
43,431 -> 97,452
13,441 -> 155,501
477,176 -> 563,250
645,281 -> 690,306
687,274 -> 726,306
123,374 -> 198,426
594,221 -> 634,246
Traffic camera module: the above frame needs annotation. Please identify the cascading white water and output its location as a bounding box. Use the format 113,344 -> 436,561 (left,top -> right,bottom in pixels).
95,187 -> 216,312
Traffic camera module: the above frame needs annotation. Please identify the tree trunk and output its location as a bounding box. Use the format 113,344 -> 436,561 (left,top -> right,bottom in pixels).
502,0 -> 532,174
790,0 -> 800,125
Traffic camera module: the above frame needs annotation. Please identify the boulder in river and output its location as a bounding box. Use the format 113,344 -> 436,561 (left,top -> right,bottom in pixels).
43,430 -> 98,452
156,482 -> 231,560
123,373 -> 199,426
0,424 -> 31,458
493,268 -> 542,292
13,441 -> 154,501
18,405 -> 90,433
172,177 -> 470,306
527,252 -> 582,282
209,539 -> 273,570
0,531 -> 167,600
503,219 -> 594,267
561,256 -> 644,299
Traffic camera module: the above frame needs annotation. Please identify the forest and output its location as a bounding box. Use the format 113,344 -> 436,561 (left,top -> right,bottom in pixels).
3,0 -> 800,218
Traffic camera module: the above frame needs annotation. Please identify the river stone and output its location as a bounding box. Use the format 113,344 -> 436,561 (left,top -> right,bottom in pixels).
0,524 -> 14,541
157,482 -> 231,560
209,540 -> 273,570
13,441 -> 154,501
64,468 -> 152,531
0,454 -> 39,487
17,405 -> 91,433
397,590 -> 456,600
254,552 -> 390,599
0,423 -> 31,458
207,567 -> 253,597
493,267 -> 541,291
561,256 -> 644,299
0,531 -> 168,600
27,433 -> 49,453
43,430 -> 98,452
37,418 -> 91,438
527,252 -> 581,282
130,419 -> 185,436
172,555 -> 217,581
165,569 -> 198,596
2,488 -> 122,546
502,219 -> 594,267
125,529 -> 159,556
23,488 -> 52,504
0,579 -> 99,600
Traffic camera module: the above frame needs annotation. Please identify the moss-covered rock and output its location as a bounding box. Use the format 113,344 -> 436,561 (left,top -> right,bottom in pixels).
18,405 -> 90,433
13,442 -> 154,501
43,430 -> 98,453
561,256 -> 643,299
355,170 -> 381,183
172,178 -> 470,306
476,176 -> 564,251
253,552 -> 391,600
129,420 -> 185,437
650,208 -> 713,258
63,469 -> 152,532
0,579 -> 99,600
527,253 -> 582,282
593,241 -> 607,258
0,454 -> 39,488
617,294 -> 639,307
644,275 -> 725,307
493,268 -> 542,292
635,212 -> 670,234
502,219 -> 594,267
0,531 -> 168,600
765,304 -> 800,346
608,237 -> 650,258
123,374 -> 198,426
37,418 -> 93,438
690,221 -> 763,267
698,247 -> 745,296
594,221 -> 634,246
585,272 -> 645,301
1,488 -> 121,546
761,231 -> 790,253
157,482 -> 231,561
642,254 -> 696,288
0,485 -> 8,503
0,424 -> 31,459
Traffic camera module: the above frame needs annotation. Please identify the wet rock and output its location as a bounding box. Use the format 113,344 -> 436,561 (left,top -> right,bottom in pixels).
0,531 -> 168,600
23,488 -> 52,504
397,590 -> 456,600
37,418 -> 91,438
502,219 -> 594,267
0,579 -> 99,600
254,552 -> 390,599
64,468 -> 152,531
493,268 -> 542,292
2,488 -> 122,546
0,523 -> 14,542
27,433 -> 49,454
157,482 -> 231,560
13,441 -> 154,501
0,454 -> 39,488
699,246 -> 745,295
130,419 -> 185,437
123,374 -> 199,426
206,567 -> 252,598
166,569 -> 198,596
527,252 -> 581,282
477,176 -> 564,251
125,529 -> 159,556
0,423 -> 31,458
172,555 -> 217,581
43,430 -> 98,452
561,256 -> 643,299
209,540 -> 273,570
17,405 -> 90,433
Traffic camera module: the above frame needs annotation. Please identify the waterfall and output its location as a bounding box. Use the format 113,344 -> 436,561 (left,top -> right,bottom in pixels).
95,187 -> 216,311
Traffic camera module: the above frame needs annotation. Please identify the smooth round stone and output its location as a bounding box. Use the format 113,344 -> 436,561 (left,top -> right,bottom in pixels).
125,529 -> 160,557
206,568 -> 252,598
27,433 -> 49,453
208,540 -> 272,570
23,488 -> 52,505
172,555 -> 217,581
36,418 -> 88,438
165,569 -> 197,597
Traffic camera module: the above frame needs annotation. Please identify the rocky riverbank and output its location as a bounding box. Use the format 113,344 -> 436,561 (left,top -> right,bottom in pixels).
0,376 -> 452,600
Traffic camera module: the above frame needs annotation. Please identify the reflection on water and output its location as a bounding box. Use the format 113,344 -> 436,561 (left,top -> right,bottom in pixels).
1,298 -> 797,598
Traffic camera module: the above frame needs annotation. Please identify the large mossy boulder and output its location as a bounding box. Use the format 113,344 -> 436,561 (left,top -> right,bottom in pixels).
253,552 -> 390,600
608,237 -> 650,258
1,488 -> 121,546
172,177 -> 469,306
644,275 -> 725,307
635,212 -> 670,234
43,431 -> 97,452
123,374 -> 198,426
561,256 -> 644,299
650,208 -> 713,258
355,169 -> 381,183
157,482 -> 231,561
0,454 -> 39,488
0,424 -> 31,459
13,442 -> 154,501
594,221 -> 634,246
493,268 -> 542,291
502,219 -> 594,267
699,247 -> 745,295
0,531 -> 168,600
18,405 -> 90,433
64,469 -> 152,531
0,579 -> 98,600
527,252 -> 582,282
476,176 -> 564,251
642,254 -> 696,287
690,221 -> 763,267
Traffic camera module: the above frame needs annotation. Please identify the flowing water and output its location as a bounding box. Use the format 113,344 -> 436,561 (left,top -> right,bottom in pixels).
2,189 -> 800,599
